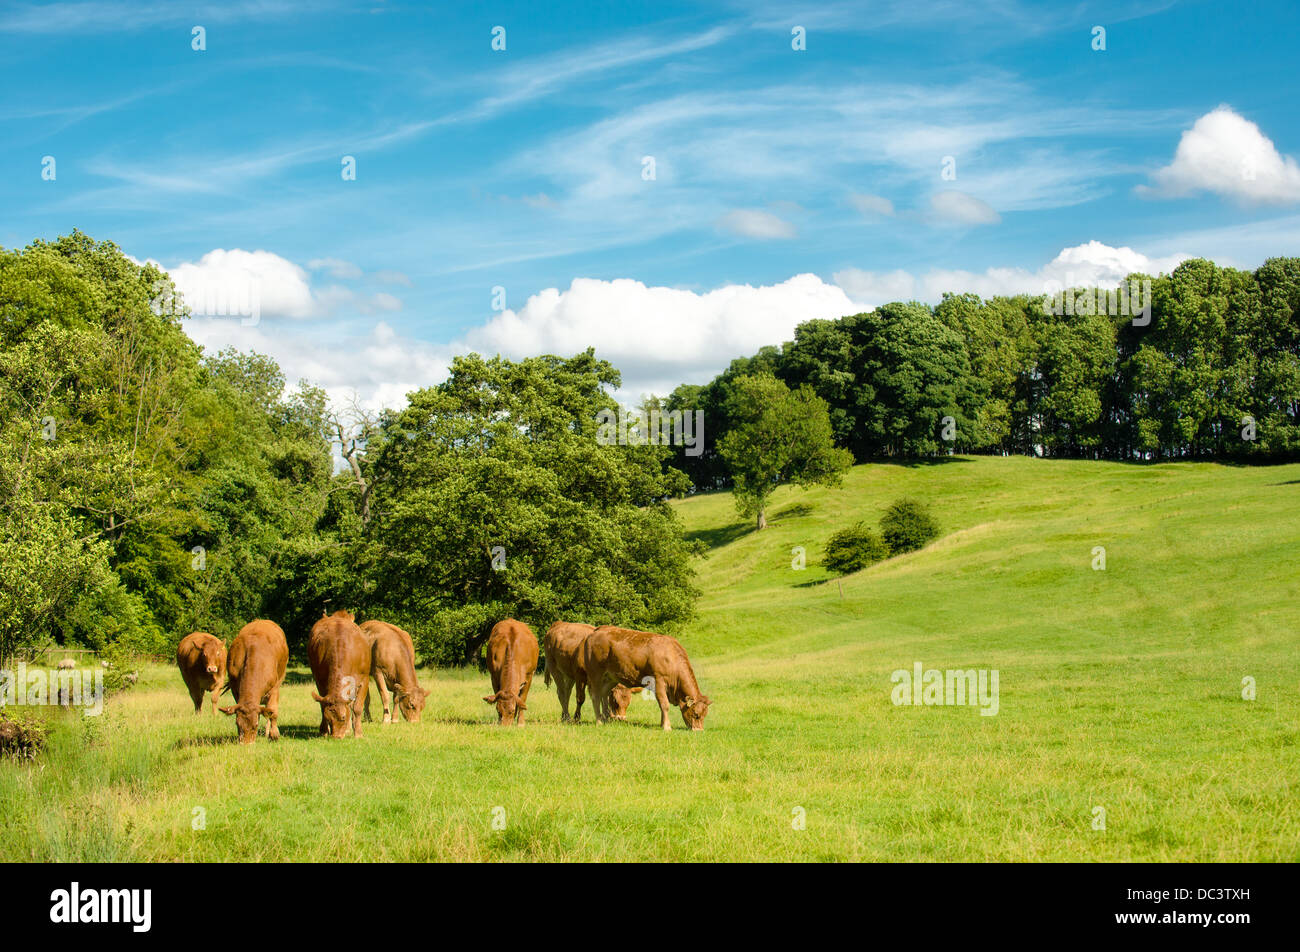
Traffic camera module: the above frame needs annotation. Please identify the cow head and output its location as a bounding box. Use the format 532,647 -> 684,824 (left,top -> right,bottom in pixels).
219,702 -> 272,744
396,685 -> 429,723
679,694 -> 711,731
311,690 -> 352,738
482,689 -> 526,725
201,643 -> 223,676
608,684 -> 643,720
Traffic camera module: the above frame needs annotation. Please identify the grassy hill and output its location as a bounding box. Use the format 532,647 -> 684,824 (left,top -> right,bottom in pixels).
3,456 -> 1297,861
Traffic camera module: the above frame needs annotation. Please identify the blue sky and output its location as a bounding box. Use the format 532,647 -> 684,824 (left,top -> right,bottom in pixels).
3,0 -> 1299,404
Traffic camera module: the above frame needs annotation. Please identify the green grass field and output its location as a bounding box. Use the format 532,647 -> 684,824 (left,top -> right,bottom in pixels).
3,456 -> 1297,861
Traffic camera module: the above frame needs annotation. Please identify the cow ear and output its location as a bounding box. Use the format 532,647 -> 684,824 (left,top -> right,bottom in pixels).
516,700 -> 527,711
259,705 -> 274,716
421,687 -> 430,698
482,694 -> 497,703
629,686 -> 643,694
311,690 -> 326,703
218,705 -> 236,716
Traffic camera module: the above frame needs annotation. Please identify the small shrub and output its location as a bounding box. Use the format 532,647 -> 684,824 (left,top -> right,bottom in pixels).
823,523 -> 890,575
880,498 -> 939,554
0,713 -> 46,761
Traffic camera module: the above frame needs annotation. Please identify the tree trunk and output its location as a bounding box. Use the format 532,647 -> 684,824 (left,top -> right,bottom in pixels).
756,509 -> 767,530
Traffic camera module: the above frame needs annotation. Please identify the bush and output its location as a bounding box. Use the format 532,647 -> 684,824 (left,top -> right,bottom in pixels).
823,523 -> 890,575
0,712 -> 46,761
880,498 -> 939,554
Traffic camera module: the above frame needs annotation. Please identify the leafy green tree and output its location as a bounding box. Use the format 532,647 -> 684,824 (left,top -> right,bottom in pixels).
0,233 -> 337,657
880,498 -> 939,554
848,302 -> 976,457
717,373 -> 852,530
823,523 -> 889,575
362,351 -> 700,663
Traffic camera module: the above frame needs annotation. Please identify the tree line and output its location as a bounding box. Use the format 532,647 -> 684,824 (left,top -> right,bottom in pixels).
661,257 -> 1300,489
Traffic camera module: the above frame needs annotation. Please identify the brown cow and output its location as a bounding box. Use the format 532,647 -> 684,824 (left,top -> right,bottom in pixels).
483,618 -> 539,726
584,626 -> 711,731
309,609 -> 370,738
543,622 -> 639,722
176,631 -> 227,715
219,620 -> 288,744
360,619 -> 427,723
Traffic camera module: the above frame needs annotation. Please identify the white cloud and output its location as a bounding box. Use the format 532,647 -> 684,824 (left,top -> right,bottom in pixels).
849,193 -> 895,218
717,208 -> 797,240
1139,106 -> 1300,205
182,315 -> 451,415
834,239 -> 1189,307
928,189 -> 1001,226
170,249 -> 315,320
161,248 -> 406,323
462,274 -> 859,398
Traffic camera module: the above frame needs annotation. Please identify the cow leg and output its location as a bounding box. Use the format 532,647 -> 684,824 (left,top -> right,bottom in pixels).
590,674 -> 607,724
209,679 -> 222,716
655,677 -> 672,731
556,673 -> 572,722
266,683 -> 281,741
188,682 -> 204,715
352,687 -> 365,738
573,674 -> 585,723
517,672 -> 533,727
374,669 -> 393,723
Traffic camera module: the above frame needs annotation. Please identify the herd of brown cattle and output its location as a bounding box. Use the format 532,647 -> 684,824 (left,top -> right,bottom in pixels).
177,613 -> 709,745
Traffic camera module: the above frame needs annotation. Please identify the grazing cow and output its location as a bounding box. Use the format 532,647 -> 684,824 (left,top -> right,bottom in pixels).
176,631 -> 227,715
584,626 -> 711,731
308,610 -> 370,738
56,658 -> 75,670
543,622 -> 639,722
219,620 -> 288,744
483,618 -> 539,726
360,619 -> 427,723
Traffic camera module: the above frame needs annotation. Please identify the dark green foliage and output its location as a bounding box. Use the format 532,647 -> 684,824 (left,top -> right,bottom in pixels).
880,499 -> 939,554
717,373 -> 853,529
0,713 -> 45,761
669,258 -> 1300,490
823,523 -> 890,575
361,351 -> 700,661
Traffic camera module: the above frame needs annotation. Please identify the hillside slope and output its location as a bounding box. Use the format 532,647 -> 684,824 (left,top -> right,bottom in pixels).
666,456 -> 1299,859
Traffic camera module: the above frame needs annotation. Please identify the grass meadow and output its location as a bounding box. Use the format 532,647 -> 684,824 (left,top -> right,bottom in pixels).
2,456 -> 1297,861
